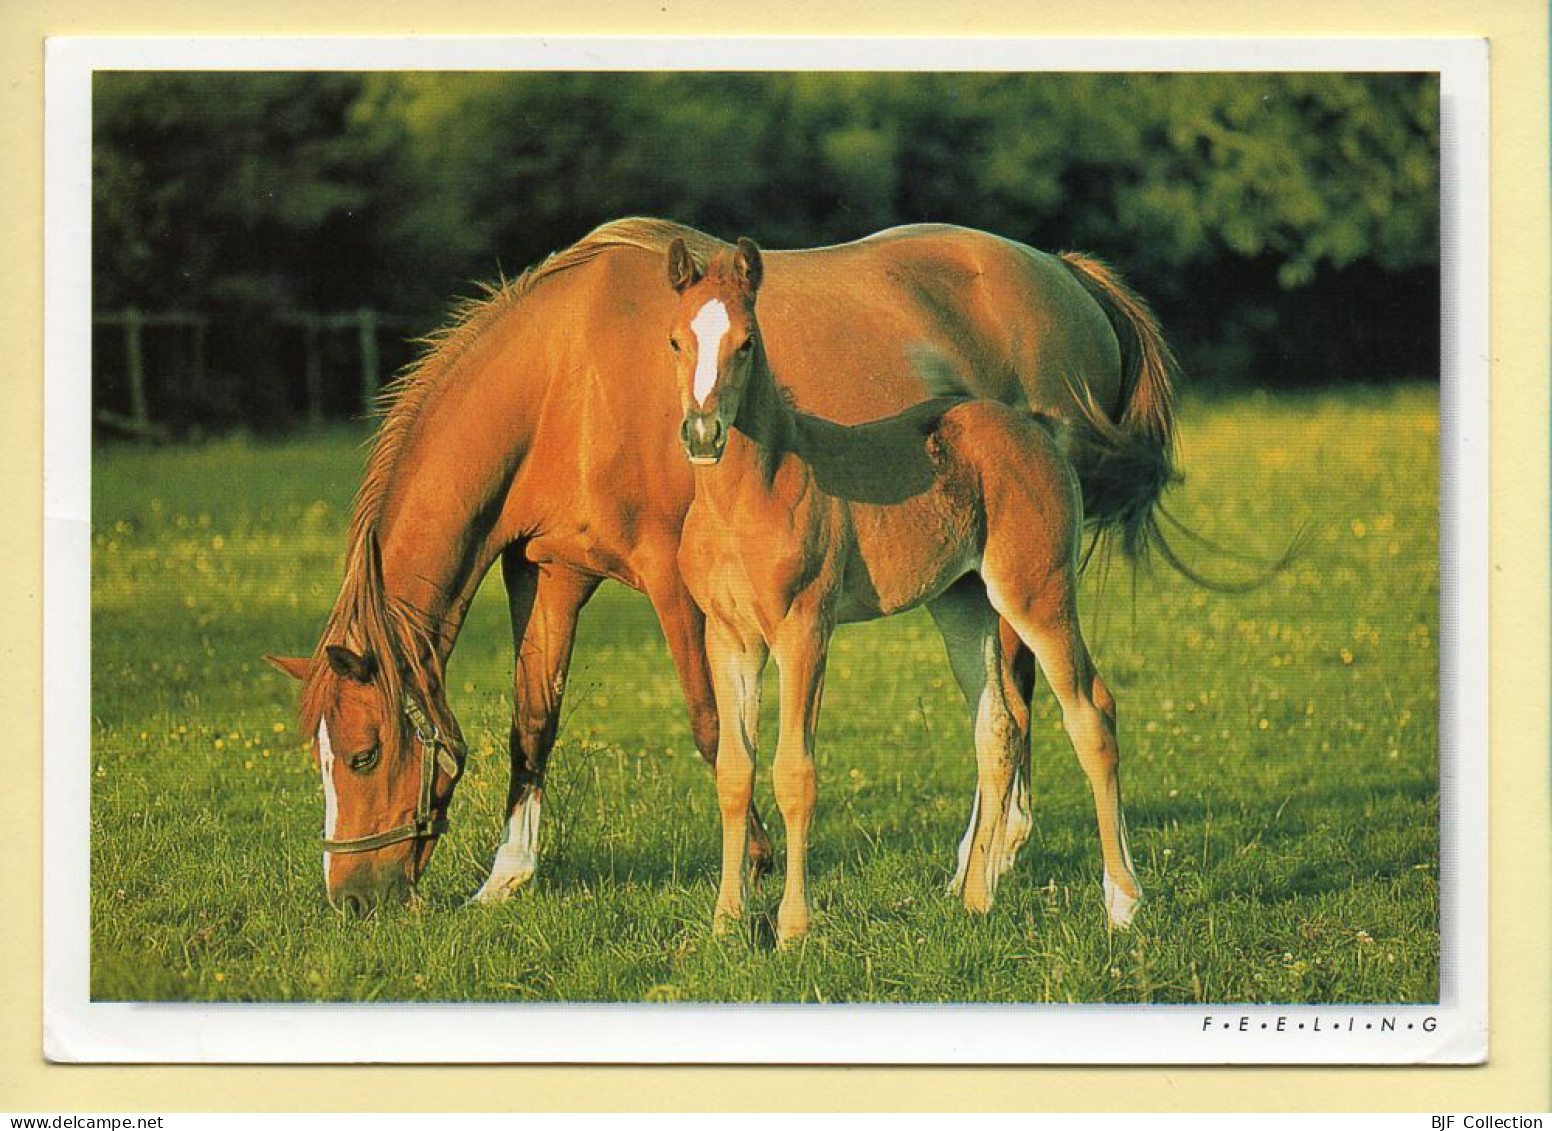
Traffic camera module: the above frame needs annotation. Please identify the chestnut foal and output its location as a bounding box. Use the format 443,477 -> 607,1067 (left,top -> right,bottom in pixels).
668,237 -> 1142,945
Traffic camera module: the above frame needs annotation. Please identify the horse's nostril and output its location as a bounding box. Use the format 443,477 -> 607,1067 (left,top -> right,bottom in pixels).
711,417 -> 726,444
338,890 -> 368,918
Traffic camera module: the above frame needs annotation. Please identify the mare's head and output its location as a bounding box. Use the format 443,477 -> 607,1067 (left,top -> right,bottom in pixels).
266,540 -> 463,916
666,236 -> 764,465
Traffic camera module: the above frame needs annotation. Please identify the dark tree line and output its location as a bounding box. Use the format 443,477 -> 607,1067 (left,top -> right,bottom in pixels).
93,71 -> 1440,433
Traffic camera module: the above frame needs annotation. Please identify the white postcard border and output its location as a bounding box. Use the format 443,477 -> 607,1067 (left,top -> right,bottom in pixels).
44,35 -> 1489,1065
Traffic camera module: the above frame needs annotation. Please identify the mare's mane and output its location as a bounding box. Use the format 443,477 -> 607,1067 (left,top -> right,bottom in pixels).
300,218 -> 726,735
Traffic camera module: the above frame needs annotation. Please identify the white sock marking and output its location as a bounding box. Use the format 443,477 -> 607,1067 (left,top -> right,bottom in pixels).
318,719 -> 339,883
690,299 -> 730,406
1104,807 -> 1141,927
949,790 -> 980,895
1001,764 -> 1032,876
472,792 -> 543,903
1104,871 -> 1140,927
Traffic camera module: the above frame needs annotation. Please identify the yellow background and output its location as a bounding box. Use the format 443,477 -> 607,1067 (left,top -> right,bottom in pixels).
4,0 -> 1547,1112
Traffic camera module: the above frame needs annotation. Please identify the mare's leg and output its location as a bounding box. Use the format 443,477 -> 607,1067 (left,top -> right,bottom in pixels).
771,619 -> 828,945
643,570 -> 775,882
927,577 -> 1034,906
704,619 -> 767,934
986,575 -> 1142,929
473,557 -> 599,904
998,618 -> 1038,876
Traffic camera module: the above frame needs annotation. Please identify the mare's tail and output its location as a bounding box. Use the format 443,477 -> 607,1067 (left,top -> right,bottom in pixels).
1057,252 -> 1307,591
1055,252 -> 1179,563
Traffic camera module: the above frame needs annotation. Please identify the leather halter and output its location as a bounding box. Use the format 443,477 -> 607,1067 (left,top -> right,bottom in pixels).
321,694 -> 466,855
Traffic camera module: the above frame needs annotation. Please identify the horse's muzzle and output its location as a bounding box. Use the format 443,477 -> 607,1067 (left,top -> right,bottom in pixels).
328,865 -> 413,917
681,413 -> 727,465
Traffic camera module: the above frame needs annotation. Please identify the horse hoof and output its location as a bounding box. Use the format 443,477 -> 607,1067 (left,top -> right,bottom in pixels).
1103,873 -> 1141,928
468,885 -> 519,907
469,862 -> 537,905
775,920 -> 809,948
713,909 -> 744,937
962,858 -> 998,914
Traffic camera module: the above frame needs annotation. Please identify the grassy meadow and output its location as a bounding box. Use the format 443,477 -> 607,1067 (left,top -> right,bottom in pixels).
88,386 -> 1440,1004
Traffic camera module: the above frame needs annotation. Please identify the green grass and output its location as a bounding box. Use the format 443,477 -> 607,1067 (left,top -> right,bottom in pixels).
89,385 -> 1440,1004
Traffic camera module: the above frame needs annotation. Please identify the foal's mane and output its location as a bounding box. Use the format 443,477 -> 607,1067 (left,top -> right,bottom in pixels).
300,217 -> 727,735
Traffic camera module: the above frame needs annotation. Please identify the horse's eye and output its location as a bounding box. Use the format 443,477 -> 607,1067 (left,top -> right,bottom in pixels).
669,337 -> 681,353
738,337 -> 754,354
347,747 -> 381,773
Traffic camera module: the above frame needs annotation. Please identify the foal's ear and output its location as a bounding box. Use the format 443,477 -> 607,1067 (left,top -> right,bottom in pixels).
325,645 -> 378,684
667,238 -> 703,293
735,238 -> 763,292
264,654 -> 315,682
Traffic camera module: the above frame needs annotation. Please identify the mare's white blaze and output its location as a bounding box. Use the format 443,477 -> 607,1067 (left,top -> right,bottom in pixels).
318,719 -> 340,882
690,299 -> 731,406
471,792 -> 542,904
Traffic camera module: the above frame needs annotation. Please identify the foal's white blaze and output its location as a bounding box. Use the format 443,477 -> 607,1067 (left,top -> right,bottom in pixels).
318,719 -> 340,883
689,299 -> 731,406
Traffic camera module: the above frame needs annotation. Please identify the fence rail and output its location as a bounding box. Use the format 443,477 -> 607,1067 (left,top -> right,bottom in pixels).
93,306 -> 408,439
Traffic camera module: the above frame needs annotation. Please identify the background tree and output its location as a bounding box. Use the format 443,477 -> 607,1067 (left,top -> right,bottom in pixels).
93,71 -> 1439,432
94,73 -> 387,424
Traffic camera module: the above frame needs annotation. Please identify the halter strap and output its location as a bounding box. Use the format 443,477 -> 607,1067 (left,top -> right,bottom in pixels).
322,693 -> 466,855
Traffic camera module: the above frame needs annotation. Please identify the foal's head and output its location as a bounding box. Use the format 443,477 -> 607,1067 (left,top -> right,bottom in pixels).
666,236 -> 764,465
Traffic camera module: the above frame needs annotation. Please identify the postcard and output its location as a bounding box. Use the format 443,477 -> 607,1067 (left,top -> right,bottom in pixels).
44,35 -> 1488,1064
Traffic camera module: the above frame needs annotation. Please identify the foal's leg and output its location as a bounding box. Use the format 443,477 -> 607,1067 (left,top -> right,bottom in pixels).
990,583 -> 1142,929
771,619 -> 828,945
927,578 -> 1033,907
705,620 -> 768,934
473,558 -> 600,904
644,570 -> 776,884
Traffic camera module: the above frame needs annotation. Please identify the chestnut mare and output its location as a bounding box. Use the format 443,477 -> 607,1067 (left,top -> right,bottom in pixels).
266,217 -> 1178,915
670,239 -> 1141,942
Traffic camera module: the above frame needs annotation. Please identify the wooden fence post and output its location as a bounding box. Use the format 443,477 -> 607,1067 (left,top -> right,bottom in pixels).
357,306 -> 379,416
191,319 -> 208,400
123,307 -> 149,436
303,317 -> 324,426
96,306 -> 404,432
